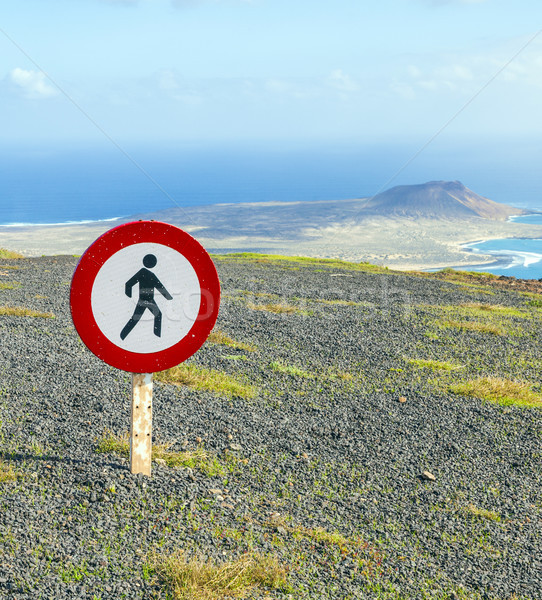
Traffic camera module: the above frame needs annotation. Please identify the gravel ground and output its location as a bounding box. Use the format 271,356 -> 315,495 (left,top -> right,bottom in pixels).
0,254 -> 540,600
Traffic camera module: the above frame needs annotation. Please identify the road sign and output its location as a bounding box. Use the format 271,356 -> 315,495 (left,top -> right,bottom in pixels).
70,220 -> 220,373
71,220 -> 220,476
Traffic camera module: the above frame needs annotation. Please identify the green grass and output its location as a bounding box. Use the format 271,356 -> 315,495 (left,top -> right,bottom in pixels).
432,268 -> 499,281
450,377 -> 542,408
429,302 -> 527,319
315,298 -> 365,306
148,550 -> 288,600
422,301 -> 530,337
155,364 -> 256,399
214,252 -> 391,273
95,430 -> 227,476
408,358 -> 464,371
0,460 -> 18,483
245,300 -> 305,314
456,302 -> 527,318
207,329 -> 256,352
463,504 -> 501,522
0,282 -> 21,290
0,248 -> 24,259
0,306 -> 54,318
225,289 -> 313,316
270,361 -> 313,378
438,319 -> 506,335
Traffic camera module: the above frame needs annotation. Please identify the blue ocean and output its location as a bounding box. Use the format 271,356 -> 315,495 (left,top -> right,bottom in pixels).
1,140 -> 542,278
463,215 -> 542,280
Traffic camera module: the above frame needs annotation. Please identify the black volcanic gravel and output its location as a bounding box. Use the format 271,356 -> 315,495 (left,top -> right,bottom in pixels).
0,254 -> 540,599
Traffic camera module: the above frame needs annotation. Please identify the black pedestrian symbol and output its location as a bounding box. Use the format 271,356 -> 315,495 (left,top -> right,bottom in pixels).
120,254 -> 173,340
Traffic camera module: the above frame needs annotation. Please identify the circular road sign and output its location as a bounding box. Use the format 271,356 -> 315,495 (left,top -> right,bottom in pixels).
70,221 -> 220,373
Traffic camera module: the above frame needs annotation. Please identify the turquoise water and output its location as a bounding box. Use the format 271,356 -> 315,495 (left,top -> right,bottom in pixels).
464,221 -> 542,279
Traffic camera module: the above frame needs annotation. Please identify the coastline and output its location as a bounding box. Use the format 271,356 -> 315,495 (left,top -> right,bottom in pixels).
2,209 -> 542,274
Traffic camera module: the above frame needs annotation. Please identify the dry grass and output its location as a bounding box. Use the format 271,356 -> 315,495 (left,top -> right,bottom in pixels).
0,460 -> 18,483
0,306 -> 54,318
149,550 -> 288,600
214,252 -> 390,274
95,430 -> 226,475
450,376 -> 542,408
207,329 -> 256,352
155,364 -> 256,399
246,300 -> 301,314
315,298 -> 362,307
463,504 -> 501,522
0,248 -> 24,259
408,358 -> 464,371
0,282 -> 20,290
440,319 -> 505,336
270,361 -> 313,378
457,302 -> 526,318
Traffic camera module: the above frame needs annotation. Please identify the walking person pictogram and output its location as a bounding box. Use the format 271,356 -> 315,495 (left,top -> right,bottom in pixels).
120,254 -> 173,340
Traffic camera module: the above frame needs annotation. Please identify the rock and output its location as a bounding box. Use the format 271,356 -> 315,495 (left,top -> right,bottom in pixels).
399,396 -> 407,403
421,471 -> 436,481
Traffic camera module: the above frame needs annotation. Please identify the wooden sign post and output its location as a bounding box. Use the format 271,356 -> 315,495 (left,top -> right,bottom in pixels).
70,221 -> 221,477
130,373 -> 153,476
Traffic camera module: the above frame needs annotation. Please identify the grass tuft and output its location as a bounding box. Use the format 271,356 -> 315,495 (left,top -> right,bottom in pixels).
0,306 -> 54,318
439,319 -> 505,336
450,377 -> 542,408
214,252 -> 391,274
149,550 -> 288,600
0,460 -> 19,483
207,329 -> 256,352
463,504 -> 501,522
246,300 -> 302,314
156,364 -> 256,399
0,248 -> 24,259
0,282 -> 21,290
408,358 -> 464,371
270,361 -> 313,378
95,430 -> 226,475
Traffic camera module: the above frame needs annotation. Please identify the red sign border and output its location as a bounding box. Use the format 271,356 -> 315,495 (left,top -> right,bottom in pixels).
70,221 -> 220,373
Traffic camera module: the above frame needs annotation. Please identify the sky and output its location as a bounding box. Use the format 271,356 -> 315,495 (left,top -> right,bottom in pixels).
0,0 -> 541,146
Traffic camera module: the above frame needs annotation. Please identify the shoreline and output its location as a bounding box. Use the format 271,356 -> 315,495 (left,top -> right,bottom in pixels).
1,212 -> 542,275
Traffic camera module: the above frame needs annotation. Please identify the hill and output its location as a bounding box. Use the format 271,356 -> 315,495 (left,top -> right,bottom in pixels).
362,180 -> 526,220
0,253 -> 540,599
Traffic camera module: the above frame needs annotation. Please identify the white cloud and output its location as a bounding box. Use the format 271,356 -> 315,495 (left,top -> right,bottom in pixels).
9,68 -> 58,99
390,81 -> 416,100
157,70 -> 181,91
407,65 -> 423,78
328,69 -> 360,92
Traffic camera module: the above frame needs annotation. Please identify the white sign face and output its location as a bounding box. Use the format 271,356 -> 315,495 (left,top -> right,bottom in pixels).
91,242 -> 201,354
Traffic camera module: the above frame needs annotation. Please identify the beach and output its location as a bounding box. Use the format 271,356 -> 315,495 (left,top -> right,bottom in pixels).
2,201 -> 542,273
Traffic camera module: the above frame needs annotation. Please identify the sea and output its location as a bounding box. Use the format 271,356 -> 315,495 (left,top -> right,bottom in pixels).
1,140 -> 542,279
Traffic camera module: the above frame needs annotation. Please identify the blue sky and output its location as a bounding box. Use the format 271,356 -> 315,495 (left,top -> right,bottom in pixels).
1,0 -> 541,144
